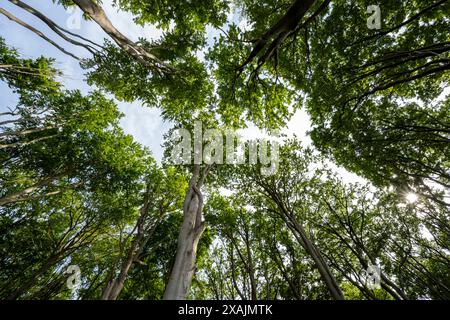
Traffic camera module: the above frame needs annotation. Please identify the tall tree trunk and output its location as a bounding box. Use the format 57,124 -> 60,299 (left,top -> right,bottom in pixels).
8,0 -> 100,54
230,246 -> 246,300
101,188 -> 160,300
163,165 -> 209,300
0,134 -> 58,150
270,193 -> 345,300
243,228 -> 258,300
292,221 -> 344,300
0,7 -> 81,60
101,245 -> 136,300
272,243 -> 302,299
0,125 -> 59,138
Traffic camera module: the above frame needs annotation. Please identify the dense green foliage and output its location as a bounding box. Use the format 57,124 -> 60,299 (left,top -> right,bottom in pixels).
0,0 -> 449,300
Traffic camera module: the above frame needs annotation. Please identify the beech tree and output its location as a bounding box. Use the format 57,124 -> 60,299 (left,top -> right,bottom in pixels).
0,0 -> 448,300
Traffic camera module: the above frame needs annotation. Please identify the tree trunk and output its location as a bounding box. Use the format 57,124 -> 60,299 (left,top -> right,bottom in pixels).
0,125 -> 59,138
101,248 -> 135,300
267,189 -> 345,300
8,0 -> 100,55
291,219 -> 345,300
0,7 -> 81,60
263,185 -> 345,299
163,165 -> 209,300
243,227 -> 257,300
101,188 -> 160,300
0,134 -> 58,150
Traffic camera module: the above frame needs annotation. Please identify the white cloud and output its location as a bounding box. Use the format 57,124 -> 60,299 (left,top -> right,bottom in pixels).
118,101 -> 170,162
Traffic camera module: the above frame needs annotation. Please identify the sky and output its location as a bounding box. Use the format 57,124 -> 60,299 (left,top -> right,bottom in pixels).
0,0 -> 365,184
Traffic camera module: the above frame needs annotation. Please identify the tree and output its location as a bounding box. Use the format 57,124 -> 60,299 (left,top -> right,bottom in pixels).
100,166 -> 186,300
212,139 -> 449,300
0,0 -> 448,301
0,41 -> 150,299
222,0 -> 449,205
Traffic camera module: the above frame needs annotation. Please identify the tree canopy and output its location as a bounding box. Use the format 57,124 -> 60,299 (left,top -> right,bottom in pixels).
0,0 -> 448,301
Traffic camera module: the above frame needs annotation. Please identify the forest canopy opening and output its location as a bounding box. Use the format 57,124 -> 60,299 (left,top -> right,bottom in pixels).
0,0 -> 449,302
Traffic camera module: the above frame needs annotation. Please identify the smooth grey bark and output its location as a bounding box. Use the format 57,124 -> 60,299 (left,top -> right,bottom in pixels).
101,187 -> 163,300
0,7 -> 81,60
272,242 -> 302,299
266,188 -> 345,300
290,219 -> 345,300
163,165 -> 210,300
228,228 -> 258,300
8,0 -> 100,54
100,252 -> 134,300
72,0 -> 172,74
0,126 -> 59,138
230,246 -> 246,300
242,226 -> 258,300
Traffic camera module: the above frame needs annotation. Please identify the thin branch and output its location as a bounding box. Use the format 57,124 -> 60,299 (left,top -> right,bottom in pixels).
0,7 -> 81,61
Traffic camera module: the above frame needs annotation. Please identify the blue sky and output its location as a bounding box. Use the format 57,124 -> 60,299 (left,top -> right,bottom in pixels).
0,0 -> 169,160
0,0 -> 365,183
